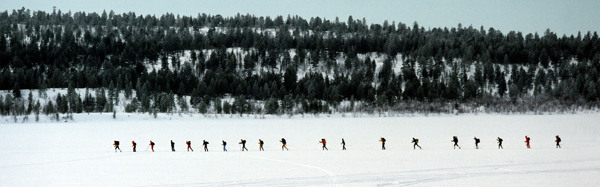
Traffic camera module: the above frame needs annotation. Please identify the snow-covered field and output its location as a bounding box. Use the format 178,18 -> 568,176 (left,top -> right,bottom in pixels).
1,113 -> 599,186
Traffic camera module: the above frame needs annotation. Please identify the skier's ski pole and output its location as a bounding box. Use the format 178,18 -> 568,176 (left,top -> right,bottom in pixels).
144,144 -> 150,151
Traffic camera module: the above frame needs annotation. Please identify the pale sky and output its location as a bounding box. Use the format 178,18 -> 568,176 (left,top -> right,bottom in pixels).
1,0 -> 599,36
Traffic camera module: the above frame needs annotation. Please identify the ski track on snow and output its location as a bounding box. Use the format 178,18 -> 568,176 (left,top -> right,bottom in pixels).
244,154 -> 339,185
142,154 -> 340,187
0,152 -> 138,168
138,156 -> 600,186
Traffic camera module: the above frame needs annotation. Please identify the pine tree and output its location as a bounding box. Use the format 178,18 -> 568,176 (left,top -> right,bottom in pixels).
197,100 -> 208,114
191,51 -> 197,65
43,100 -> 56,115
56,94 -> 68,113
497,74 -> 507,97
34,100 -> 41,115
83,89 -> 96,113
446,65 -> 461,100
265,98 -> 279,114
125,81 -> 133,99
96,88 -> 107,113
12,83 -> 21,98
178,95 -> 189,113
26,91 -> 33,114
223,101 -> 231,114
76,96 -> 83,113
67,84 -> 78,113
108,81 -> 115,109
214,98 -> 222,114
282,94 -> 295,114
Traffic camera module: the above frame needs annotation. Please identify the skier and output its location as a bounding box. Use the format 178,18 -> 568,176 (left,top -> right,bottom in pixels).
203,140 -> 209,152
239,139 -> 248,151
171,140 -> 175,152
149,140 -> 155,152
452,136 -> 461,149
379,137 -> 386,150
319,139 -> 328,150
412,137 -> 422,149
186,141 -> 193,152
132,141 -> 137,152
555,135 -> 561,148
280,138 -> 289,151
341,138 -> 346,150
474,137 -> 481,149
222,140 -> 227,152
524,136 -> 531,149
258,139 -> 264,151
113,140 -> 122,152
497,137 -> 504,149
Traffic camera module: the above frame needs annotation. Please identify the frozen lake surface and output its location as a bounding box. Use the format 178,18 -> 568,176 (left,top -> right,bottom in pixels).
1,113 -> 599,186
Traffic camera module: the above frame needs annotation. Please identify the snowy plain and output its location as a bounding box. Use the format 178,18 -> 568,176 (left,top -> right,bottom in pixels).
1,113 -> 599,186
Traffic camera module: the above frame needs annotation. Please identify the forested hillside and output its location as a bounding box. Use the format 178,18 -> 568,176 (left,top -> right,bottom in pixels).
0,8 -> 599,118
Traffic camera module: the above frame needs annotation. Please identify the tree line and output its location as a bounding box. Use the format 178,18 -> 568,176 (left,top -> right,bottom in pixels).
0,8 -> 598,117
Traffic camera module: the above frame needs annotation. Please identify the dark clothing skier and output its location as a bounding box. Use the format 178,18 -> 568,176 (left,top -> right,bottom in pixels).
412,138 -> 421,149
380,138 -> 386,150
171,140 -> 175,152
452,136 -> 461,149
474,137 -> 481,149
525,136 -> 531,149
222,140 -> 227,152
203,140 -> 209,152
497,137 -> 503,149
258,139 -> 264,151
113,141 -> 121,152
132,141 -> 137,152
150,140 -> 155,152
239,139 -> 248,151
555,135 -> 561,148
341,139 -> 346,150
319,139 -> 328,150
186,141 -> 193,152
280,138 -> 288,151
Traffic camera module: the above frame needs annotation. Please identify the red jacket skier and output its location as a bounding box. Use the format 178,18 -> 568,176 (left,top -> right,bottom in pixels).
132,141 -> 137,152
524,136 -> 531,149
150,140 -> 155,152
186,141 -> 193,152
319,139 -> 328,150
113,140 -> 121,152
